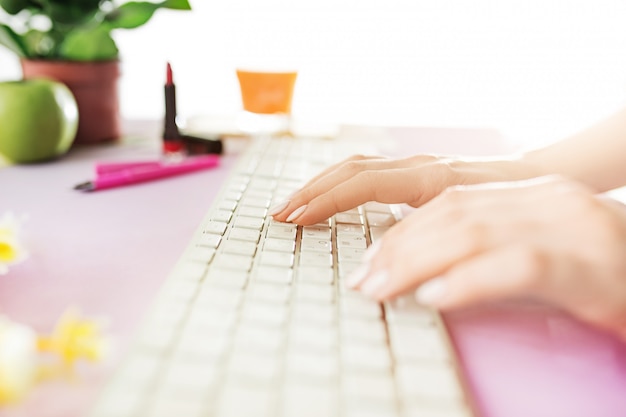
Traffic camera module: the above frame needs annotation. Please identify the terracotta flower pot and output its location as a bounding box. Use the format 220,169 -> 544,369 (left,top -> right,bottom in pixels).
21,60 -> 121,144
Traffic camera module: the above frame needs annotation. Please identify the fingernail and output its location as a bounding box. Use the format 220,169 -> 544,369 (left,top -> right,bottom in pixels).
360,270 -> 389,297
363,240 -> 381,263
415,277 -> 447,306
346,263 -> 370,288
286,205 -> 307,222
268,200 -> 290,216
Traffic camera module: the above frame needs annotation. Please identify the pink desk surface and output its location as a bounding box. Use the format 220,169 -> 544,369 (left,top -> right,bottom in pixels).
1,122 -> 625,417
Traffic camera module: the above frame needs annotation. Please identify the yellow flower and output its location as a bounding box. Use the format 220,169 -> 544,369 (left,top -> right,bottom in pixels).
37,308 -> 109,369
0,212 -> 28,275
0,316 -> 37,405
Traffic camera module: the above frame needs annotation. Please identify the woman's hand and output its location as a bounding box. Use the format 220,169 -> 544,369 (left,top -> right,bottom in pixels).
270,153 -> 543,226
348,176 -> 626,340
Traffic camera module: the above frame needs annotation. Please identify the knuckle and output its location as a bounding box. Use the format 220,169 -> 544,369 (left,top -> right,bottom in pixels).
407,154 -> 438,165
347,154 -> 370,162
432,187 -> 471,221
440,185 -> 468,203
457,221 -> 489,253
511,247 -> 548,290
343,160 -> 366,176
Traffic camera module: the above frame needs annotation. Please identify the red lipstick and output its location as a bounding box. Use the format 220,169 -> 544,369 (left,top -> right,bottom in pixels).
163,62 -> 184,155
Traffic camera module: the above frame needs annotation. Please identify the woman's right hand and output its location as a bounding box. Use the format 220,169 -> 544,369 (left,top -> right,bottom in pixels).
270,153 -> 543,226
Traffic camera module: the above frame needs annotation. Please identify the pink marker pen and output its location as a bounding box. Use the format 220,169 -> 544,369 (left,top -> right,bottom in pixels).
74,155 -> 220,192
94,160 -> 163,176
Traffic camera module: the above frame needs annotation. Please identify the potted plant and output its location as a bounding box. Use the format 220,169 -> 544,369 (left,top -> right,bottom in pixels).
0,0 -> 191,143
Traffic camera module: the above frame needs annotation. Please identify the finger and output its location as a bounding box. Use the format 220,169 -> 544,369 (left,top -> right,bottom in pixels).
414,245 -> 544,309
290,168 -> 432,225
381,177 -> 563,248
300,155 -> 386,192
270,156 -> 384,222
272,157 -> 403,222
357,181 -> 563,300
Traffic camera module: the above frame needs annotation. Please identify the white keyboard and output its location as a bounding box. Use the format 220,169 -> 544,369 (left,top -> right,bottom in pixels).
90,136 -> 477,417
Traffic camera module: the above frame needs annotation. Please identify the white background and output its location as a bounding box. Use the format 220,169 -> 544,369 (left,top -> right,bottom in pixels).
1,0 -> 626,147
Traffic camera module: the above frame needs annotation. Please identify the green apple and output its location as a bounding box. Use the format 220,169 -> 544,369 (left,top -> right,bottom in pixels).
0,79 -> 78,164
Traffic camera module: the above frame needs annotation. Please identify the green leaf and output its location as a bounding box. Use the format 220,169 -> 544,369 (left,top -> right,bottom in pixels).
0,0 -> 30,15
22,29 -> 55,58
58,26 -> 119,61
47,2 -> 102,26
0,24 -> 27,57
162,0 -> 192,11
105,2 -> 160,29
106,0 -> 191,29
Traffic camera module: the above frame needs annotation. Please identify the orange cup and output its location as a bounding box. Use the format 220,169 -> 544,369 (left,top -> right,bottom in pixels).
236,69 -> 298,115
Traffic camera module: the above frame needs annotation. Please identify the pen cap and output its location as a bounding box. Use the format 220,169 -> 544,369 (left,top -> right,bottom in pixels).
182,135 -> 223,155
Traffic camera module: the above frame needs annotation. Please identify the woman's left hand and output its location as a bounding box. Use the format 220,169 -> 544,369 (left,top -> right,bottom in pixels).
349,176 -> 626,341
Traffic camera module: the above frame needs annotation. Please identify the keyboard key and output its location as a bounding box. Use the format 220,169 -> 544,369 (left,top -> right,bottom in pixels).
186,246 -> 216,264
228,228 -> 261,243
286,351 -> 339,380
267,223 -> 298,240
292,303 -> 336,325
172,262 -> 207,282
281,382 -> 339,417
203,268 -> 248,289
239,196 -> 271,208
242,302 -> 288,327
203,221 -> 228,235
186,307 -> 238,332
212,253 -> 253,271
340,317 -> 387,345
289,323 -> 337,352
295,282 -> 335,304
340,297 -> 382,320
221,240 -> 257,257
300,237 -> 332,253
210,209 -> 233,223
302,226 -> 331,240
263,237 -> 296,253
234,324 -> 284,353
363,201 -> 393,213
336,224 -> 366,236
299,252 -> 333,267
238,206 -> 268,218
342,372 -> 397,403
196,232 -> 222,248
365,211 -> 397,227
402,402 -> 472,417
248,282 -> 291,304
219,199 -> 238,212
217,383 -> 275,417
395,362 -> 464,402
335,212 -> 362,225
255,266 -> 294,285
223,191 -> 242,202
337,247 -> 366,263
388,324 -> 450,362
228,351 -> 280,383
259,251 -> 295,268
160,358 -> 221,397
336,235 -> 367,249
297,266 -> 334,285
196,285 -> 243,310
385,295 -> 438,325
369,226 -> 391,243
233,215 -> 265,230
91,387 -> 144,417
341,344 -> 392,373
